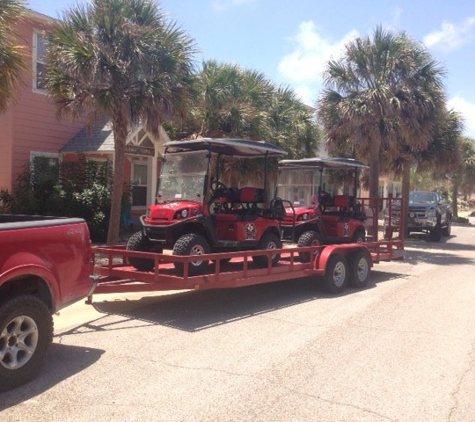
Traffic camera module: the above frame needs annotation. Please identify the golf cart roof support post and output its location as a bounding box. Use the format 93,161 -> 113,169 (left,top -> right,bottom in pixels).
263,151 -> 269,193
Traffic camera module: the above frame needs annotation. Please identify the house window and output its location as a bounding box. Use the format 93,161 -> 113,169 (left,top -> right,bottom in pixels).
132,163 -> 148,206
30,151 -> 60,184
33,30 -> 47,92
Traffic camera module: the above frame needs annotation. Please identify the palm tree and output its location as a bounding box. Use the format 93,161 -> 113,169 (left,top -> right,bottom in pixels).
317,26 -> 446,205
0,0 -> 26,113
457,137 -> 475,212
44,0 -> 197,244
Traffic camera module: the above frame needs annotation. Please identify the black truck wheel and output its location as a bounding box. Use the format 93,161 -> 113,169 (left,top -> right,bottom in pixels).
429,222 -> 442,242
126,231 -> 155,271
348,250 -> 371,288
322,253 -> 348,294
0,295 -> 53,392
173,233 -> 210,275
297,230 -> 323,263
252,232 -> 282,268
442,215 -> 451,237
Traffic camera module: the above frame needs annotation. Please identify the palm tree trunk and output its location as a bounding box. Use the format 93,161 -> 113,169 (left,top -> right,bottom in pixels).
401,160 -> 411,239
107,115 -> 128,245
451,176 -> 458,218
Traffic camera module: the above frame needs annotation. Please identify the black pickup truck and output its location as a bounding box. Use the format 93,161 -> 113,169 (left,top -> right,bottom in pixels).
386,191 -> 452,242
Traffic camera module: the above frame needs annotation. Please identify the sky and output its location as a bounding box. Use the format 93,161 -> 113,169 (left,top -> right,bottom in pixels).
28,0 -> 475,138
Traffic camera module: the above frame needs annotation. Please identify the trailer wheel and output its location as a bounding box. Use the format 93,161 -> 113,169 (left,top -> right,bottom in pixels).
0,295 -> 53,392
322,253 -> 348,294
173,233 -> 210,275
297,230 -> 323,263
126,231 -> 155,271
252,232 -> 281,268
348,250 -> 371,288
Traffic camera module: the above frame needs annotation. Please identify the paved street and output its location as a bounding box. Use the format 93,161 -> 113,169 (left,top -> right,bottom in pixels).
1,215 -> 475,421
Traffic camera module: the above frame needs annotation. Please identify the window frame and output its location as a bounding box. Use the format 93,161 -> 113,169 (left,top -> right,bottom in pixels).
32,29 -> 47,94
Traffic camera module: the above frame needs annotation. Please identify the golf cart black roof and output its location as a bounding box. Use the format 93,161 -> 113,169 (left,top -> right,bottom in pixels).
164,138 -> 287,157
279,157 -> 368,170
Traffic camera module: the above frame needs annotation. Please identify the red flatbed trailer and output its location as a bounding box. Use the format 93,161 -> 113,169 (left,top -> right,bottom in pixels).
89,237 -> 403,303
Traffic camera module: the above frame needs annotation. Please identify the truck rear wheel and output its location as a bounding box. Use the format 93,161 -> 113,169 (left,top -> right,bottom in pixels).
0,295 -> 53,392
126,231 -> 155,271
252,232 -> 281,268
297,230 -> 323,263
348,250 -> 371,288
173,233 -> 210,275
322,253 -> 348,294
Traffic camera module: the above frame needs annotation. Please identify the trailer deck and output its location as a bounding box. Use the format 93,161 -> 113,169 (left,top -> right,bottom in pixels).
88,237 -> 404,302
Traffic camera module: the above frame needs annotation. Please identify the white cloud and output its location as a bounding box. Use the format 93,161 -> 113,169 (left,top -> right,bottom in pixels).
211,0 -> 253,12
423,17 -> 475,51
448,95 -> 475,138
278,21 -> 358,104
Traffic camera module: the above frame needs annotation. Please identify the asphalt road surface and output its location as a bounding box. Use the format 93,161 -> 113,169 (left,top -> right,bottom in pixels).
1,216 -> 475,421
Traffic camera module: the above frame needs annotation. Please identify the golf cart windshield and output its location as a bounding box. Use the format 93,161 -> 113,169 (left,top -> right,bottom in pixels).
157,150 -> 209,202
277,168 -> 322,206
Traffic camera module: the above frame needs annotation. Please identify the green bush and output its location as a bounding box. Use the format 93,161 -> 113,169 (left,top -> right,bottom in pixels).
0,155 -> 114,242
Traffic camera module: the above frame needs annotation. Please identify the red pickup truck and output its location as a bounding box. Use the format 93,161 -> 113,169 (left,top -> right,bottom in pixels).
0,215 -> 94,391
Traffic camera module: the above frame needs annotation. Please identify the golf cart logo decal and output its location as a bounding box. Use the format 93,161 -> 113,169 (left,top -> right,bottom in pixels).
343,222 -> 350,237
244,223 -> 257,240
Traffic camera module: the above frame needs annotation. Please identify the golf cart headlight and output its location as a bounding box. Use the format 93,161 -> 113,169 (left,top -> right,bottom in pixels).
299,213 -> 308,221
181,209 -> 188,218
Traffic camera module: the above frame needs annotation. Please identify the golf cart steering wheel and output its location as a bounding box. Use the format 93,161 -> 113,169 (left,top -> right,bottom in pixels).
210,180 -> 228,194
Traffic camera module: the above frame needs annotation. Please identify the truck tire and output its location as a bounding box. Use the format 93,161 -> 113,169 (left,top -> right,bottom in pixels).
0,295 -> 53,392
252,232 -> 281,268
348,250 -> 371,288
173,233 -> 210,275
126,231 -> 155,271
442,215 -> 451,237
297,230 -> 323,263
429,222 -> 442,242
322,253 -> 348,294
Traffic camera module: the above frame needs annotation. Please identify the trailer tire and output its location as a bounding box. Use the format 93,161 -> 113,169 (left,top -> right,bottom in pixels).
0,295 -> 53,392
322,253 -> 348,294
348,250 -> 371,288
173,233 -> 210,275
297,230 -> 323,263
252,232 -> 281,268
126,231 -> 155,271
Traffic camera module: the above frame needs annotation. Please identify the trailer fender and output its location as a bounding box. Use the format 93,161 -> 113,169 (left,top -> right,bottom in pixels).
315,244 -> 371,271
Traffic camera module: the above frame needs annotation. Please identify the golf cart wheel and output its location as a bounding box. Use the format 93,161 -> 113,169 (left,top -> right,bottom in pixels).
173,233 -> 210,275
126,231 -> 155,271
351,229 -> 366,243
252,232 -> 282,268
348,250 -> 371,288
322,253 -> 348,294
0,295 -> 53,392
297,230 -> 323,263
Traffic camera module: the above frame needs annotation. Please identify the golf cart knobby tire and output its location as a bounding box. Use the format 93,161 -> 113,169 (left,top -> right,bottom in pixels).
351,229 -> 366,243
173,233 -> 210,275
0,295 -> 53,392
297,230 -> 323,263
322,253 -> 348,294
126,231 -> 155,271
252,232 -> 282,268
348,250 -> 371,288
